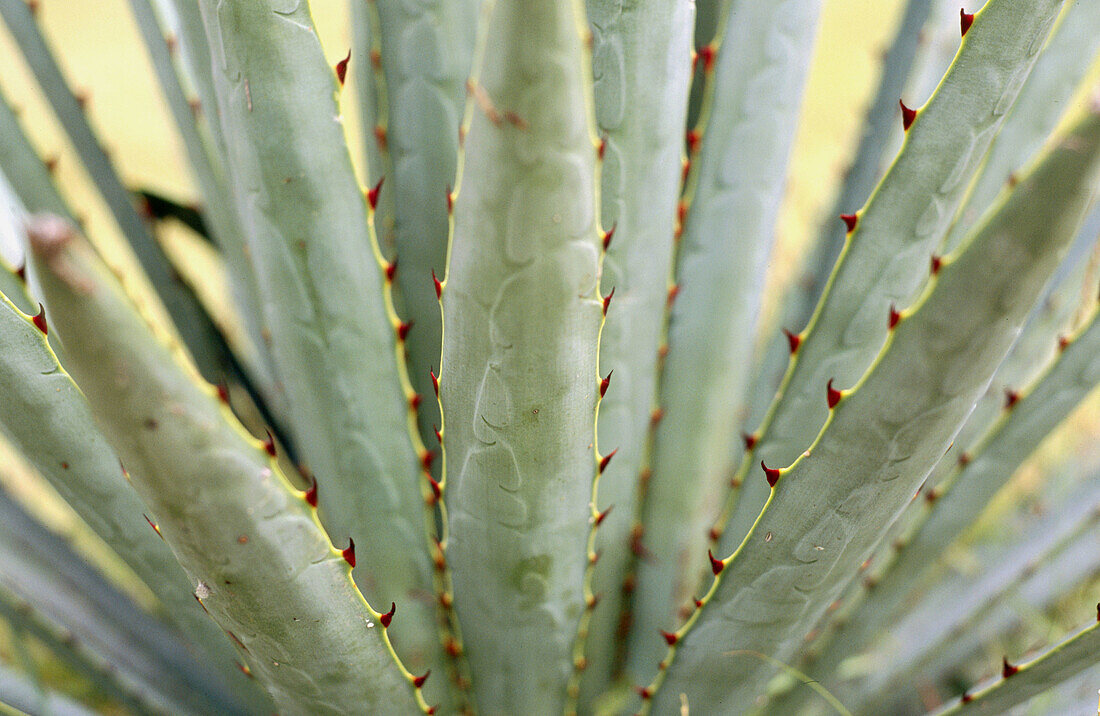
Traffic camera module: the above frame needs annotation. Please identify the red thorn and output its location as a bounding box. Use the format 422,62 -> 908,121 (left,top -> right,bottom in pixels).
650,407 -> 665,426
840,213 -> 858,233
586,593 -> 600,609
677,200 -> 688,226
304,478 -> 318,507
595,505 -> 613,526
925,488 -> 940,504
1004,388 -> 1020,410
367,176 -> 384,210
384,258 -> 397,282
708,527 -> 721,542
961,692 -> 973,704
14,263 -> 26,282
630,525 -> 649,558
433,425 -> 442,444
707,549 -> 725,575
782,328 -> 801,354
335,49 -> 351,85
930,254 -> 943,276
430,368 -> 439,397
681,158 -> 691,184
262,429 -> 277,457
379,601 -> 396,628
421,450 -> 435,472
660,630 -> 678,646
742,432 -> 758,451
699,44 -> 716,73
635,686 -> 652,700
432,269 -> 442,300
598,448 -> 618,474
428,476 -> 441,502
667,284 -> 680,308
597,137 -> 607,160
143,514 -> 163,538
762,460 -> 781,487
409,393 -> 422,411
686,129 -> 701,155
397,320 -> 413,341
1057,334 -> 1070,352
31,304 -> 47,335
899,100 -> 917,130
216,383 -> 230,404
342,539 -> 356,567
431,539 -> 446,571
888,303 -> 901,329
427,708 -> 437,716
599,370 -> 613,398
960,9 -> 975,36
412,670 -> 430,689
374,124 -> 388,149
957,452 -> 971,467
602,286 -> 615,316
445,185 -> 454,214
602,224 -> 616,251
826,379 -> 842,409
694,598 -> 703,608
1001,657 -> 1018,678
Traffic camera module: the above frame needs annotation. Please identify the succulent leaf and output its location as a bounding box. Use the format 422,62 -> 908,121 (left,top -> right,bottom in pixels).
648,89 -> 1100,713
0,278 -> 271,712
627,0 -> 823,682
717,0 -> 1069,557
940,0 -> 1100,252
0,488 -> 246,714
0,660 -> 101,716
576,0 -> 694,704
847,477 -> 1100,713
24,216 -> 421,714
370,0 -> 481,447
934,619 -> 1100,715
812,299 -> 1100,673
195,0 -> 451,698
439,0 -> 601,710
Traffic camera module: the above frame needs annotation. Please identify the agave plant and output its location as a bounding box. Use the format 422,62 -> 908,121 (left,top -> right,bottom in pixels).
1,0 -> 1100,713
